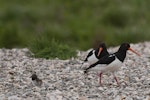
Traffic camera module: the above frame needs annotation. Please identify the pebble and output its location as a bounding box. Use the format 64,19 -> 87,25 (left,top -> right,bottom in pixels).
8,95 -> 21,100
0,94 -> 6,100
0,42 -> 149,99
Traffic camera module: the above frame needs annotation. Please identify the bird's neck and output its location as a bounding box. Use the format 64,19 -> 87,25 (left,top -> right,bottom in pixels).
115,50 -> 127,62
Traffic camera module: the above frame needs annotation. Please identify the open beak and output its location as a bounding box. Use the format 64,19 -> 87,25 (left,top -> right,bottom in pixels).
98,47 -> 103,56
128,48 -> 140,56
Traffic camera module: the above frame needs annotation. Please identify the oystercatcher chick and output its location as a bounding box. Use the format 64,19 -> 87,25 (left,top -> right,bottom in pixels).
81,43 -> 109,67
84,43 -> 140,86
31,73 -> 42,87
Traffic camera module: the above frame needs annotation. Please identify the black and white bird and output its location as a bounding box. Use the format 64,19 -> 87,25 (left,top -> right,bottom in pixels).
84,43 -> 140,86
81,43 -> 109,67
31,73 -> 42,87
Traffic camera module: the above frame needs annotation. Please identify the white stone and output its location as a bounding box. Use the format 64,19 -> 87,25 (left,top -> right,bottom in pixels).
46,93 -> 57,100
0,94 -> 6,100
8,95 -> 21,100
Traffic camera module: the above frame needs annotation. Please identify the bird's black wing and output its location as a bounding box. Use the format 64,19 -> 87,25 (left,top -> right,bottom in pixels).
84,50 -> 94,62
84,54 -> 115,73
96,54 -> 116,64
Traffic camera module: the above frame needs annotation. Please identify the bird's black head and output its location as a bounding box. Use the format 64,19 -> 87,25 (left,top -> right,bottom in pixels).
119,43 -> 130,51
115,43 -> 140,62
96,43 -> 109,58
99,42 -> 106,49
31,74 -> 38,80
115,43 -> 131,62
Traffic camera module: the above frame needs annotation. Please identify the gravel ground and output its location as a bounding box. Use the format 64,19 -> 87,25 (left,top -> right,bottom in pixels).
0,42 -> 150,100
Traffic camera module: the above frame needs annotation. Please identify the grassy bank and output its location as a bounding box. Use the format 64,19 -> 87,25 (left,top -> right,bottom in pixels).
0,0 -> 150,59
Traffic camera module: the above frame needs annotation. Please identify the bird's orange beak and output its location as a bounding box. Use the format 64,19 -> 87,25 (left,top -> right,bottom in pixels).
98,47 -> 103,56
128,48 -> 140,56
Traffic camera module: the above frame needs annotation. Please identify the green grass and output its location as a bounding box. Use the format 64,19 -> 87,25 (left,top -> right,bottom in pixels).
0,0 -> 150,59
28,36 -> 77,59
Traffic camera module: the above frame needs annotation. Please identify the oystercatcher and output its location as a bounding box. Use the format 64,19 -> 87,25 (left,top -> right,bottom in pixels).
84,43 -> 140,86
31,73 -> 42,87
81,43 -> 109,67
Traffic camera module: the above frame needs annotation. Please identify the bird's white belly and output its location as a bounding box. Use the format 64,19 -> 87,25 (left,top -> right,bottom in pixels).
90,58 -> 122,73
101,59 -> 122,73
87,54 -> 98,64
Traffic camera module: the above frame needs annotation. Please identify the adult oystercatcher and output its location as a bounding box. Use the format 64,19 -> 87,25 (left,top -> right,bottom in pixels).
84,43 -> 140,86
81,43 -> 109,67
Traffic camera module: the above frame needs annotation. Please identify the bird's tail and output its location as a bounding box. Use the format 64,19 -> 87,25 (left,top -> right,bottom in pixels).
83,63 -> 94,74
83,68 -> 89,74
84,70 -> 88,74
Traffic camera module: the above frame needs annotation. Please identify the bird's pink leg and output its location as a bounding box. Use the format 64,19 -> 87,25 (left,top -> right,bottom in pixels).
113,73 -> 120,86
99,72 -> 103,86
